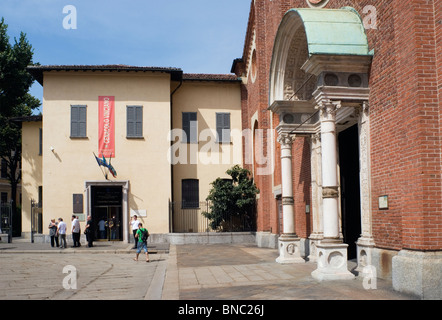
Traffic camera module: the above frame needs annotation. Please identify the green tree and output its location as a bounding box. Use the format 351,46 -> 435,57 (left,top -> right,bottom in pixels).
0,17 -> 40,234
203,165 -> 259,231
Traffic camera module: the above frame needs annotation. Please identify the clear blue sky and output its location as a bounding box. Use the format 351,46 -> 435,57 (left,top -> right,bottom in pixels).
0,0 -> 251,112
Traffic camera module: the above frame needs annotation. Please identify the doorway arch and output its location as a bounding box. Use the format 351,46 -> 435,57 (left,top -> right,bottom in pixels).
268,7 -> 374,273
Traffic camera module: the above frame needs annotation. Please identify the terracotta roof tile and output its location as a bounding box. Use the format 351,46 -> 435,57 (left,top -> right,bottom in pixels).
27,64 -> 183,85
183,73 -> 240,82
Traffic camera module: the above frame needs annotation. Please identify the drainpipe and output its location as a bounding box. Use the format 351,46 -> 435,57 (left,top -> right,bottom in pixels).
169,77 -> 183,233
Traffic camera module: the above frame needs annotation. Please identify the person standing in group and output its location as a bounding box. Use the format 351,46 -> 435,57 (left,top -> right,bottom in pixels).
98,217 -> 106,239
71,215 -> 81,247
84,215 -> 94,248
48,219 -> 59,248
130,215 -> 140,249
133,222 -> 149,262
58,218 -> 67,248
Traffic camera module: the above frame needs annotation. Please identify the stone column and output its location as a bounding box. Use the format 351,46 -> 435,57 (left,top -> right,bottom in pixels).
308,133 -> 323,262
320,101 -> 340,241
311,100 -> 354,280
355,102 -> 376,272
276,132 -> 304,264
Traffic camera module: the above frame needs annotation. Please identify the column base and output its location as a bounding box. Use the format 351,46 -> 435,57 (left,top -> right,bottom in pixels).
311,241 -> 355,281
276,234 -> 305,264
307,233 -> 323,262
355,236 -> 376,273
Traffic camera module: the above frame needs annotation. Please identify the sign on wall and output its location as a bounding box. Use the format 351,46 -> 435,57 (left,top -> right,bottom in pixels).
73,194 -> 84,213
98,96 -> 115,158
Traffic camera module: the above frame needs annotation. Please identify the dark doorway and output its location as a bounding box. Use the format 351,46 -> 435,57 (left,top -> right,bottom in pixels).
338,124 -> 362,260
91,186 -> 123,241
276,196 -> 283,235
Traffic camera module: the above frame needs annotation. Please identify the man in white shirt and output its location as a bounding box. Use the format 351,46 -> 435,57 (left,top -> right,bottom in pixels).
58,218 -> 67,248
130,215 -> 141,249
71,215 -> 81,247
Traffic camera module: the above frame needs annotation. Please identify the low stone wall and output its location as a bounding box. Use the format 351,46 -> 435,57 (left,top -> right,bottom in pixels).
150,232 -> 256,245
20,231 -> 278,249
255,231 -> 279,249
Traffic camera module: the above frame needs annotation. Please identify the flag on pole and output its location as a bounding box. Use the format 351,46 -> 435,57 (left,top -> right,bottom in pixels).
108,163 -> 117,178
93,152 -> 117,179
105,153 -> 117,178
94,153 -> 106,167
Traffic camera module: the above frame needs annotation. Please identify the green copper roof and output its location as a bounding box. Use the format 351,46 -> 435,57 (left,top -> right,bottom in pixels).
287,7 -> 371,56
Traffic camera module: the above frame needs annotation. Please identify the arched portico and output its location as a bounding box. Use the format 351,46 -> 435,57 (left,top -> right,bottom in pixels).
268,7 -> 374,280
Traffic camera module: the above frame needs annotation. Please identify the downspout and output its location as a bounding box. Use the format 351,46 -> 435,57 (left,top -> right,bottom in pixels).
169,77 -> 183,233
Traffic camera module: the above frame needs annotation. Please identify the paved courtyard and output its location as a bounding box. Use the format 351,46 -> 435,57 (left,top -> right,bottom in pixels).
0,252 -> 168,300
169,244 -> 416,300
0,240 -> 418,301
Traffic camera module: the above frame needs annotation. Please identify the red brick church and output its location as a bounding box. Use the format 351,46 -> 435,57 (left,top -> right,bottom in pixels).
232,0 -> 441,299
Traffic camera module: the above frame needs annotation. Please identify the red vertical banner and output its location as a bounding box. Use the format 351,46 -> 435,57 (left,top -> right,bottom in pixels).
98,96 -> 115,158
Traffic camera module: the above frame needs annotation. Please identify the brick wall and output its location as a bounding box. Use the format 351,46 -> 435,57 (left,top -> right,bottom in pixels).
389,0 -> 441,250
436,0 -> 442,251
292,136 -> 312,238
235,0 -> 441,251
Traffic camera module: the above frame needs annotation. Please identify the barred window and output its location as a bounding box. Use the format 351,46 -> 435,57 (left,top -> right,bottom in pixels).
182,179 -> 199,208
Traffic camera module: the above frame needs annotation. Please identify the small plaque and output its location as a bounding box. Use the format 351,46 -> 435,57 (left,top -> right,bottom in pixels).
73,194 -> 83,213
131,209 -> 147,217
378,195 -> 389,210
75,214 -> 86,222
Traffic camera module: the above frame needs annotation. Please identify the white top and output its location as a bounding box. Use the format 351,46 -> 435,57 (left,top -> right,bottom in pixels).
72,218 -> 80,233
130,219 -> 140,230
58,221 -> 67,235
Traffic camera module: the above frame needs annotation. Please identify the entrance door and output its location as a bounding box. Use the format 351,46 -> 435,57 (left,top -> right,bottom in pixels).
91,186 -> 123,241
338,124 -> 362,260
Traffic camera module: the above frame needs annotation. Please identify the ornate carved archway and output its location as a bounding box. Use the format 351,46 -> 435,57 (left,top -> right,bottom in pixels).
268,7 -> 374,280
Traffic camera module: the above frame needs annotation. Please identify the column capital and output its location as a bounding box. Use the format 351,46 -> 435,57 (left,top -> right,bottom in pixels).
355,100 -> 370,120
362,101 -> 369,114
315,99 -> 341,120
311,133 -> 321,144
277,132 -> 296,146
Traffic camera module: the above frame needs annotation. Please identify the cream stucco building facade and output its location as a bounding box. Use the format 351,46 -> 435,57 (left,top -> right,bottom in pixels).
21,65 -> 242,244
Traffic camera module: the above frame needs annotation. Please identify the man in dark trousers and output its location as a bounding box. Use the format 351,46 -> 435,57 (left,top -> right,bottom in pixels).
84,215 -> 94,247
71,215 -> 81,247
130,215 -> 140,249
